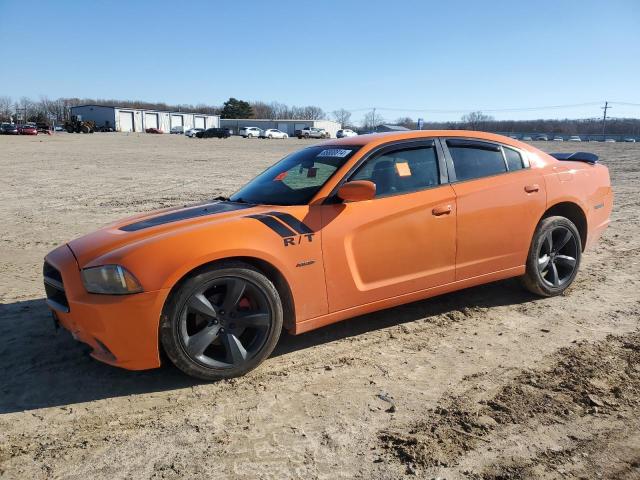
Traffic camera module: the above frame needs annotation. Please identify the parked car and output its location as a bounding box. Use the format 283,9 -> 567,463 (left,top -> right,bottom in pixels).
54,126 -> 65,132
43,130 -> 612,380
297,127 -> 330,139
535,135 -> 548,141
568,136 -> 582,142
196,127 -> 231,139
1,123 -> 19,135
337,129 -> 358,138
170,126 -> 184,134
553,136 -> 564,141
605,138 -> 616,143
18,125 -> 38,135
185,128 -> 204,138
522,136 -> 533,141
623,138 -> 636,143
145,128 -> 163,134
36,122 -> 52,133
239,126 -> 262,138
261,129 -> 288,139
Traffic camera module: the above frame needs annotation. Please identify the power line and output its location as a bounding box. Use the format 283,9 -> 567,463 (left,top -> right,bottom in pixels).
344,102 -> 604,115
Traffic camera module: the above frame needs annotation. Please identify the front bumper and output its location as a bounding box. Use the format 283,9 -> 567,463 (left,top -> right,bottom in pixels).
44,244 -> 170,370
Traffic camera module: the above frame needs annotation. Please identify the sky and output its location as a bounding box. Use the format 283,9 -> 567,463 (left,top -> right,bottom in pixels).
1,0 -> 639,123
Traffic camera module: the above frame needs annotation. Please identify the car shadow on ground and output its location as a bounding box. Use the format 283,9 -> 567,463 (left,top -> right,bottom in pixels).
0,278 -> 534,414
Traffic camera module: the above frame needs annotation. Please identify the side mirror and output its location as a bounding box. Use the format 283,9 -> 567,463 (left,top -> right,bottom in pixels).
337,180 -> 376,202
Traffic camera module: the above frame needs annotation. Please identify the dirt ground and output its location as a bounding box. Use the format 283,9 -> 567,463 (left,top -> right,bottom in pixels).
0,133 -> 638,479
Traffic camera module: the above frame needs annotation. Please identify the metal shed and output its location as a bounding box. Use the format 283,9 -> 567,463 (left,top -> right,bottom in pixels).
70,105 -> 220,133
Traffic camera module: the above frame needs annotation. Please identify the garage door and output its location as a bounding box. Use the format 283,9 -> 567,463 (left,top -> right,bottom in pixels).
171,115 -> 183,127
278,123 -> 289,134
194,116 -> 205,129
119,111 -> 134,132
145,113 -> 159,130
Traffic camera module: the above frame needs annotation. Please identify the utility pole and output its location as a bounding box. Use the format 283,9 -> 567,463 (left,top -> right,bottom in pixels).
601,101 -> 611,140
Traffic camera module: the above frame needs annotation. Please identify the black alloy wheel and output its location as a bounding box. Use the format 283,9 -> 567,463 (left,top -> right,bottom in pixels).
522,216 -> 582,297
537,226 -> 579,288
179,277 -> 271,368
161,262 -> 283,380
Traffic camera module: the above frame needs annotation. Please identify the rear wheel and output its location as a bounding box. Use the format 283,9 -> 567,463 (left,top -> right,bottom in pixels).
160,262 -> 283,380
521,216 -> 581,297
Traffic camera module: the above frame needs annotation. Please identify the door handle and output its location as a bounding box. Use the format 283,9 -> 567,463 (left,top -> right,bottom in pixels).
524,184 -> 540,193
432,205 -> 452,216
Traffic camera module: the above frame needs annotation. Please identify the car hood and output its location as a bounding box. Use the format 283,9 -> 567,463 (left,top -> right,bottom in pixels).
67,200 -> 262,267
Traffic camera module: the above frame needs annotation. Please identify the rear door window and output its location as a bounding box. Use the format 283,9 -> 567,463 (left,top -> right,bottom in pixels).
447,139 -> 507,181
503,146 -> 524,171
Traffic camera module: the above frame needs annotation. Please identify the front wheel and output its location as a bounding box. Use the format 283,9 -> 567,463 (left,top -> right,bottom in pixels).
521,216 -> 582,297
160,262 -> 283,380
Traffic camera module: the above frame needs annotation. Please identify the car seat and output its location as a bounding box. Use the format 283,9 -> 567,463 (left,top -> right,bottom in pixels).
371,160 -> 395,195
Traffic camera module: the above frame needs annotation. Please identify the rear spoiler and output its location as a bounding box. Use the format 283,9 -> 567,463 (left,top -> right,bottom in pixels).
549,152 -> 598,164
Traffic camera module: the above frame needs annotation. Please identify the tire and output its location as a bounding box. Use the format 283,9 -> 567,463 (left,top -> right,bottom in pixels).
304,133 -> 309,138
521,216 -> 582,297
248,133 -> 253,138
160,262 -> 283,380
268,134 -> 273,139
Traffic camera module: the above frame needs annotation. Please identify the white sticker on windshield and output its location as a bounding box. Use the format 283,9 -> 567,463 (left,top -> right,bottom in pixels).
317,149 -> 351,158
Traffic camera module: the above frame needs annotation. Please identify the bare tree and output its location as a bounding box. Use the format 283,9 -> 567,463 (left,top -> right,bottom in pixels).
460,111 -> 494,130
362,110 -> 385,131
0,96 -> 12,122
300,105 -> 325,120
395,117 -> 415,129
250,101 -> 274,119
332,108 -> 351,128
270,102 -> 290,119
15,97 -> 35,123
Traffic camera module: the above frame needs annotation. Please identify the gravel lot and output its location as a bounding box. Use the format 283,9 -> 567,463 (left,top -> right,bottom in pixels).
0,133 -> 639,479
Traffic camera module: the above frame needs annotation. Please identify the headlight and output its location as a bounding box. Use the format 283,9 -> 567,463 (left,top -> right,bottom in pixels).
81,265 -> 143,295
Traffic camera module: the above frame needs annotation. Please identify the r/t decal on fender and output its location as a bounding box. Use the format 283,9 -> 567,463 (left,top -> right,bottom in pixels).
245,212 -> 316,247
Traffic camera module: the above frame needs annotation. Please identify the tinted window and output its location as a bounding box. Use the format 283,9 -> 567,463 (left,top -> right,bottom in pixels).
351,145 -> 439,197
447,140 -> 507,181
230,146 -> 359,205
504,147 -> 524,171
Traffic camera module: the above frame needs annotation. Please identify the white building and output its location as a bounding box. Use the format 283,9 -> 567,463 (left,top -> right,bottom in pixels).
220,118 -> 341,138
70,105 -> 220,133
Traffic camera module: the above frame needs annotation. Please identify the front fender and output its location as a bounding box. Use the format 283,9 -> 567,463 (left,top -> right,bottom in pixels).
91,214 -> 328,323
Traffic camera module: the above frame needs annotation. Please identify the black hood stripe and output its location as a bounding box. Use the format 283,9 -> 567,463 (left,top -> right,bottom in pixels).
264,211 -> 314,234
245,214 -> 297,238
120,201 -> 252,232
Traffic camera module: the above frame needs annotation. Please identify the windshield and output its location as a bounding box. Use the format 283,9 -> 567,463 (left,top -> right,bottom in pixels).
230,145 -> 360,205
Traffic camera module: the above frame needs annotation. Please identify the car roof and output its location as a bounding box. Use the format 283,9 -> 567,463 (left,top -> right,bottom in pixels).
323,129 -> 532,150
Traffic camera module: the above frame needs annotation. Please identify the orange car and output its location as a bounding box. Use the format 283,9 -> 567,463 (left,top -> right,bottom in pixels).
43,130 -> 613,379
